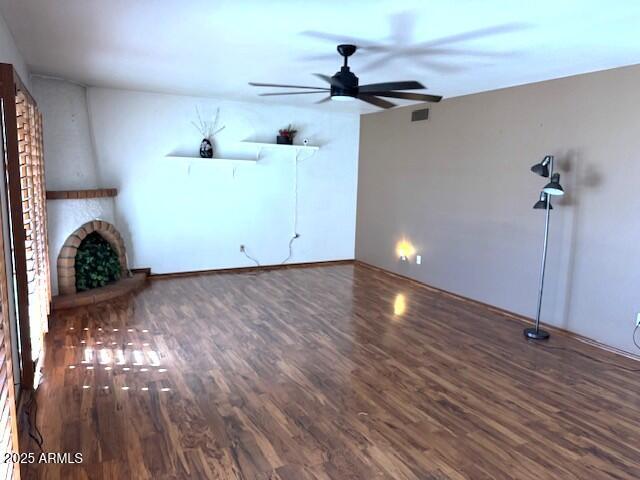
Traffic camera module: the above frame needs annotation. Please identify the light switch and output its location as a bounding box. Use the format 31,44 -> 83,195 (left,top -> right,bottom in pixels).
416,255 -> 422,265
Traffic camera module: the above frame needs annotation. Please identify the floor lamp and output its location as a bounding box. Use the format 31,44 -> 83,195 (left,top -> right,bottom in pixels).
525,155 -> 565,340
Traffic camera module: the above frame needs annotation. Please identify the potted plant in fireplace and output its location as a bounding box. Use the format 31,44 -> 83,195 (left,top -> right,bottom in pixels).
75,232 -> 122,291
277,124 -> 297,145
192,107 -> 226,158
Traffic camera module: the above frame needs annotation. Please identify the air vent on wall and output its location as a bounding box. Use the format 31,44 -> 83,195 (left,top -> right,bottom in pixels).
411,108 -> 429,122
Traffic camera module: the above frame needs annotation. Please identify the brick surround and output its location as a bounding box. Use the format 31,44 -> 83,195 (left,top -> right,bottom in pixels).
57,220 -> 127,295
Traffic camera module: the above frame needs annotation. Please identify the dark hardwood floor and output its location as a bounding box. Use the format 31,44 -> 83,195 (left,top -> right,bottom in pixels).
23,263 -> 640,479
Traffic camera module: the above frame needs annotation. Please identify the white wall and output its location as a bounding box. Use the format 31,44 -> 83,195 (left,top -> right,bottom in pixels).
31,77 -> 116,295
356,64 -> 640,354
0,11 -> 29,84
40,85 -> 359,274
32,77 -> 100,190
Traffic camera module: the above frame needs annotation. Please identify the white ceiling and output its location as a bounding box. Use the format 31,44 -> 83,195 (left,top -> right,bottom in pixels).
2,0 -> 640,112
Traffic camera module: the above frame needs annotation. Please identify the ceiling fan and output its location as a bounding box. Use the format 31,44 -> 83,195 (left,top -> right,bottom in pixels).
301,18 -> 525,74
249,44 -> 442,109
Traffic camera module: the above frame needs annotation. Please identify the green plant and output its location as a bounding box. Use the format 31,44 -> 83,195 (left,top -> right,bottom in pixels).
75,232 -> 122,292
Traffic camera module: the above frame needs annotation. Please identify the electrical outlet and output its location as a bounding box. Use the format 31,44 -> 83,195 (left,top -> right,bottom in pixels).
416,255 -> 422,265
636,312 -> 640,327
240,245 -> 245,252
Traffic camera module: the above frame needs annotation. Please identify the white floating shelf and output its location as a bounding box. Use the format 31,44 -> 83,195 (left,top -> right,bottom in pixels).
165,155 -> 256,165
241,141 -> 320,151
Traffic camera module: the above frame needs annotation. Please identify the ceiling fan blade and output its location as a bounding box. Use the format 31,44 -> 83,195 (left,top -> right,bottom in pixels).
359,53 -> 395,73
415,23 -> 529,49
389,11 -> 416,46
300,31 -> 383,49
314,73 -> 333,84
406,47 -> 517,58
359,81 -> 425,93
357,94 -> 396,109
413,58 -> 466,74
360,50 -> 507,74
259,91 -> 328,96
367,91 -> 442,103
314,73 -> 343,88
298,53 -> 342,62
316,96 -> 332,104
249,82 -> 329,90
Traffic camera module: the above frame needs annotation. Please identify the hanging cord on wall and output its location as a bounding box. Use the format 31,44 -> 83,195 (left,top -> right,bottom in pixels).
280,233 -> 300,265
240,245 -> 260,267
241,152 -> 303,268
22,389 -> 44,452
280,154 -> 301,264
240,245 -> 262,277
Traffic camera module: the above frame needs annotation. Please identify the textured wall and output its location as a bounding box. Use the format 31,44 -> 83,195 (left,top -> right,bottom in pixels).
31,76 -> 100,190
356,64 -> 640,354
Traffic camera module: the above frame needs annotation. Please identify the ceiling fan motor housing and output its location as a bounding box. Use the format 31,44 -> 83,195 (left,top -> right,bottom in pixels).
331,44 -> 359,98
331,66 -> 359,98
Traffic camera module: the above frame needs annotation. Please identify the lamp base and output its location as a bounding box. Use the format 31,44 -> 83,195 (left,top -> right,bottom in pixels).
524,327 -> 550,340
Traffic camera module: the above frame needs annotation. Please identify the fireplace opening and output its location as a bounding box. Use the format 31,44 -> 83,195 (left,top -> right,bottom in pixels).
57,220 -> 128,296
75,232 -> 122,291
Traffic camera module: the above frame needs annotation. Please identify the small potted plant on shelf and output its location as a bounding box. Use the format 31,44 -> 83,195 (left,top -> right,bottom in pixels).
192,107 -> 226,158
277,124 -> 297,145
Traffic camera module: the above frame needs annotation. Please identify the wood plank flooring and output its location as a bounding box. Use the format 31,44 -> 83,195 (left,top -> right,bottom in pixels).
22,263 -> 640,479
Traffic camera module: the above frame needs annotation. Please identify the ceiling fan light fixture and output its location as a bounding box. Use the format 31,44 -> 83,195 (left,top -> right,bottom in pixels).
331,95 -> 355,102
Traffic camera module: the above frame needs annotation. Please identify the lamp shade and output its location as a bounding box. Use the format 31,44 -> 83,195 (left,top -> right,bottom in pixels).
530,162 -> 549,177
533,192 -> 553,210
530,156 -> 551,177
543,173 -> 564,196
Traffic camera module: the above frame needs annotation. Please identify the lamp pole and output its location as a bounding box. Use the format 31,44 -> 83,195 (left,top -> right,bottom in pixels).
525,155 -> 561,340
532,160 -> 552,339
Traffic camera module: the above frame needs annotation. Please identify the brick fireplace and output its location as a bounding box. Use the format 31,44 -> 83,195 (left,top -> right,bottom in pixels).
47,187 -> 147,309
57,220 -> 128,295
